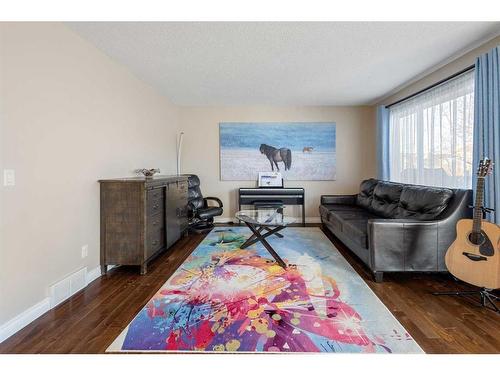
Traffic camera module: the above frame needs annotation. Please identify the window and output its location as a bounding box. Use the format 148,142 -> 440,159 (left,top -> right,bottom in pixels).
389,70 -> 474,189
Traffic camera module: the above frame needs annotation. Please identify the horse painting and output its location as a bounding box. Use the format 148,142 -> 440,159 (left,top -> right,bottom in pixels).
219,122 -> 336,181
259,144 -> 292,171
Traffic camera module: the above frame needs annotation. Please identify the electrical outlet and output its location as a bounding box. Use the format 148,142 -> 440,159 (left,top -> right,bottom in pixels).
81,245 -> 88,259
3,169 -> 15,186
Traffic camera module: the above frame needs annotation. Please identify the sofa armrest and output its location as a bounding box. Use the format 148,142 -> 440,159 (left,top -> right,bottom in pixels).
320,194 -> 357,205
368,219 -> 441,272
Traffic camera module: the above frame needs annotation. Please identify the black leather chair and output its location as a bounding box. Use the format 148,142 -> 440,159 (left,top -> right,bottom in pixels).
187,175 -> 223,232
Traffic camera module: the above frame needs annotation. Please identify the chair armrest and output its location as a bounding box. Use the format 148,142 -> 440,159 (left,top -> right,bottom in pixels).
321,194 -> 357,205
204,197 -> 223,208
367,219 -> 440,272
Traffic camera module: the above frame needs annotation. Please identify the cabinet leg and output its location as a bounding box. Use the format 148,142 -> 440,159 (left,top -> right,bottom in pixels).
374,271 -> 384,283
140,264 -> 148,275
101,265 -> 107,275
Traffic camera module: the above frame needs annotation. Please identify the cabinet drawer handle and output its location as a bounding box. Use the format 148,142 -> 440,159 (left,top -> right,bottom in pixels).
152,240 -> 158,245
153,221 -> 159,226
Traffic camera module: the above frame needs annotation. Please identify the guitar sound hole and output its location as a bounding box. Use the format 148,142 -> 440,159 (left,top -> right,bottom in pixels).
468,232 -> 485,246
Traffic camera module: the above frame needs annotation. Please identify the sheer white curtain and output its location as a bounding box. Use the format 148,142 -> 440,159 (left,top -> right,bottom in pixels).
389,71 -> 474,189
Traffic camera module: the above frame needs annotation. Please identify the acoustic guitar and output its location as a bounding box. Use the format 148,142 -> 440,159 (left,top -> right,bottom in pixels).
445,158 -> 500,289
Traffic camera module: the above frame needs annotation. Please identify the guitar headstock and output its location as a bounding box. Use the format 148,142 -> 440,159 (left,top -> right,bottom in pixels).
477,158 -> 493,178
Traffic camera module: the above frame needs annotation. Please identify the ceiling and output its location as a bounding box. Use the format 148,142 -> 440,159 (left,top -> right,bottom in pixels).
68,22 -> 500,106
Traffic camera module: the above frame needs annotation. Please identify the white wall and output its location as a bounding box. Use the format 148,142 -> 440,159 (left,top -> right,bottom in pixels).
0,23 -> 179,325
0,24 -> 379,335
179,106 -> 376,220
379,35 -> 500,105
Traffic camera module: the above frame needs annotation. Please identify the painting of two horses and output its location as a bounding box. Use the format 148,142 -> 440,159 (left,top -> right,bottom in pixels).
220,122 -> 336,181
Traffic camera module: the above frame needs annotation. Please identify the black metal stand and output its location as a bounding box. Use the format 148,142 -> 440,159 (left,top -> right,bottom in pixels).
189,220 -> 214,234
240,222 -> 288,268
434,205 -> 499,312
433,288 -> 500,313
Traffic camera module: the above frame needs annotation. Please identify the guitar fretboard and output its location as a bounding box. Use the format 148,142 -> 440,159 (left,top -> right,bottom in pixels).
472,177 -> 484,234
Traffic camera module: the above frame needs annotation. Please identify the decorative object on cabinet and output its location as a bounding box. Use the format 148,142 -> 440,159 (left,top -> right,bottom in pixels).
135,168 -> 160,178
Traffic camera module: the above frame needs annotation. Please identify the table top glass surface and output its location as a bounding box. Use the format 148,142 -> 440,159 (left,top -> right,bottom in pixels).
235,209 -> 296,226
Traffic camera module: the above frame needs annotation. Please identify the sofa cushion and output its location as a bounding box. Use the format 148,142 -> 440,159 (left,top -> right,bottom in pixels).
356,178 -> 378,209
395,185 -> 453,220
322,208 -> 343,232
342,219 -> 369,248
370,181 -> 403,218
330,210 -> 378,221
327,210 -> 377,249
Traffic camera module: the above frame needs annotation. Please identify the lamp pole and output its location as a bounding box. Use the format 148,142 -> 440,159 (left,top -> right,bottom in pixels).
176,132 -> 184,176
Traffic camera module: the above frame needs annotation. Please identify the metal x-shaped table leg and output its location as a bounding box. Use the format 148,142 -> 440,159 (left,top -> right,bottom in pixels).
240,222 -> 287,268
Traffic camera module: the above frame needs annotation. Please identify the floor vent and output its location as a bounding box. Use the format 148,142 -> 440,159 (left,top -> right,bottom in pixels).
49,268 -> 87,308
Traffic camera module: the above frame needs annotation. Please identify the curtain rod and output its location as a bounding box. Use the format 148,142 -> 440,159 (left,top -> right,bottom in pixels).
385,64 -> 475,109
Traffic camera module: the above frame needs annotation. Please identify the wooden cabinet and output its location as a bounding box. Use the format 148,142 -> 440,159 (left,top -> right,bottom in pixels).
165,179 -> 188,248
99,175 -> 188,275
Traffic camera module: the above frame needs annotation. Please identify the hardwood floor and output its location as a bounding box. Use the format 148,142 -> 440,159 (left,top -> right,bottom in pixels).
0,226 -> 499,354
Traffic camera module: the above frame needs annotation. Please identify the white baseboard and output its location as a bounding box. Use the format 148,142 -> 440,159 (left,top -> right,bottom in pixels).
86,266 -> 102,285
214,216 -> 322,224
0,298 -> 51,343
49,268 -> 87,308
303,216 -> 322,224
86,264 -> 116,285
0,264 -> 112,344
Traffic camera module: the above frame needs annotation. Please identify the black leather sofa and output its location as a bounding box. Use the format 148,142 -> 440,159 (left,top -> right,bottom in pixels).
319,179 -> 472,282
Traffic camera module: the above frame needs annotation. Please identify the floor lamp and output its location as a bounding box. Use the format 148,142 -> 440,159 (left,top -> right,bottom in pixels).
176,132 -> 184,176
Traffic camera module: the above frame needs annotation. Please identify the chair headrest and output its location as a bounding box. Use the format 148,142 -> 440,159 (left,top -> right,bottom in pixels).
187,174 -> 200,188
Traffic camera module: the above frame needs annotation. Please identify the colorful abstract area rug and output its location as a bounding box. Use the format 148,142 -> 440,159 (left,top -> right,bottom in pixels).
107,227 -> 423,353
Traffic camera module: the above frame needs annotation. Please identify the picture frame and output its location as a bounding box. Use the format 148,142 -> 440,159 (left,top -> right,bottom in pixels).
258,172 -> 283,188
219,122 -> 336,181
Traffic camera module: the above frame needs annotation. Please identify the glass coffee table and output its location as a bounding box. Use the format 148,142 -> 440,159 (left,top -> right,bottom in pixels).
235,208 -> 295,268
